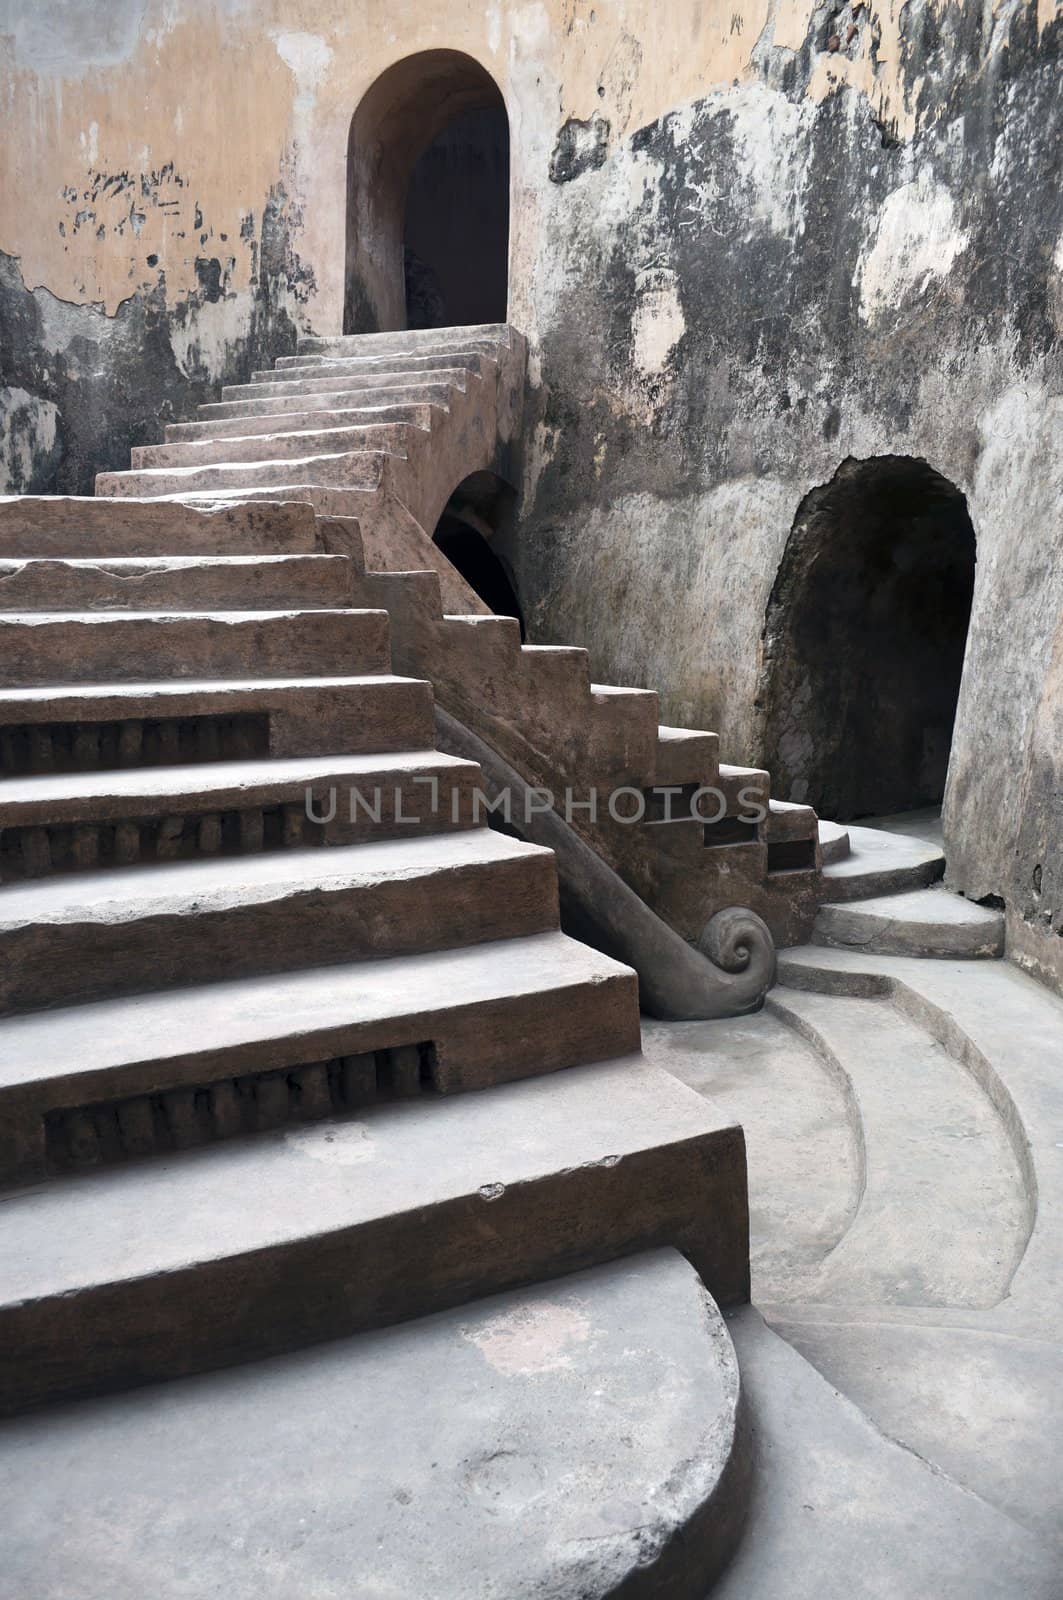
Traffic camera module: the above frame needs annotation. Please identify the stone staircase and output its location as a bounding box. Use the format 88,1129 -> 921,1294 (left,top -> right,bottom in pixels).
92,324 -> 825,970
0,490 -> 753,1595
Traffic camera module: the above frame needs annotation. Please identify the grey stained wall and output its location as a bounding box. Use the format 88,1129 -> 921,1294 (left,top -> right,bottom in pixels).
511,0 -> 1062,987
0,0 -> 1060,986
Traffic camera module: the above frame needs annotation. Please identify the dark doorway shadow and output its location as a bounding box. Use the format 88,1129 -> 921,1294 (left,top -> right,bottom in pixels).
758,456 -> 976,821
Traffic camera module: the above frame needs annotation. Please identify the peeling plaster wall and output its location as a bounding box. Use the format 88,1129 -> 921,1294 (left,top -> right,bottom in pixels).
0,0 -> 1061,981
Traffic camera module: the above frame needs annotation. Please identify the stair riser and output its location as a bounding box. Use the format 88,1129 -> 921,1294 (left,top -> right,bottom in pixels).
271,346 -> 499,375
0,970 -> 639,1187
0,680 -> 436,769
227,367 -> 471,401
0,1120 -> 745,1413
195,384 -> 458,420
132,425 -> 411,471
299,323 -> 510,357
97,453 -> 385,498
0,500 -> 317,559
0,847 -> 559,1014
0,558 -> 352,613
812,904 -> 1005,959
0,766 -> 483,883
0,612 -> 390,687
823,859 -> 946,902
165,403 -> 438,444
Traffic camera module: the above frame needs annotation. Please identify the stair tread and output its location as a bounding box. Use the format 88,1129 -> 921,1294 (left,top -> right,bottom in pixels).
0,748 -> 474,812
106,449 -> 389,479
0,1055 -> 726,1303
820,885 -> 1003,927
768,985 -> 1028,1309
0,555 -> 346,570
822,823 -> 945,901
0,673 -> 421,706
0,930 -> 631,1094
0,1251 -> 745,1600
0,828 -> 546,925
0,607 -> 375,623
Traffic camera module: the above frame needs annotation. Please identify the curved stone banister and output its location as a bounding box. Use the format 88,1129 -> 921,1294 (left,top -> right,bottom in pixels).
435,706 -> 776,1020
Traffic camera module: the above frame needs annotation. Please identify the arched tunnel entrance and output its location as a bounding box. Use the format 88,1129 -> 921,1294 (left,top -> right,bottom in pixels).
345,51 -> 510,334
433,471 -> 524,635
758,456 -> 976,821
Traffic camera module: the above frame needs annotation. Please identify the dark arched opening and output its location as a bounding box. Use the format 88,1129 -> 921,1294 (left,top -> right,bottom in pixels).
758,456 -> 976,821
433,470 -> 524,635
345,51 -> 509,334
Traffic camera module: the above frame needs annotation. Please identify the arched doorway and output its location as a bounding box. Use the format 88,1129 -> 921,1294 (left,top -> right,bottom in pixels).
758,456 -> 976,821
345,51 -> 509,334
433,470 -> 524,635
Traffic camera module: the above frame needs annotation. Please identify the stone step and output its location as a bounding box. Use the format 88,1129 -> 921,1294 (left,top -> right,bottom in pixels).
299,322 -> 511,357
775,944 -> 1063,1334
822,822 -> 946,902
654,724 -> 721,787
766,984 -> 1029,1310
133,422 -> 414,471
196,381 -> 459,422
0,1055 -> 748,1411
0,749 -> 482,881
814,885 -> 1005,958
0,609 -> 390,687
0,555 -> 352,612
263,347 -> 496,379
714,1307 -> 1060,1600
0,828 -> 559,1014
96,450 -> 388,499
165,400 -> 440,444
0,929 -> 640,1185
0,674 -> 436,768
227,366 -> 473,401
587,685 -> 660,780
818,818 -> 851,864
0,497 -> 317,558
277,338 -> 505,371
0,934 -> 633,1184
0,1251 -> 750,1600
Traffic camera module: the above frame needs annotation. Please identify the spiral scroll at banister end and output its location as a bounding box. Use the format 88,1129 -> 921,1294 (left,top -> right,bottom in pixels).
697,906 -> 777,1010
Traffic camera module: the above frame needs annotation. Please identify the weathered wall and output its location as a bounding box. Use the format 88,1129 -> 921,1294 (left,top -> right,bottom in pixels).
0,0 -> 1060,981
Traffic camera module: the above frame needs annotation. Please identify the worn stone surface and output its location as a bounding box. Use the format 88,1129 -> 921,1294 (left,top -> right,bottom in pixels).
0,828 -> 561,1012
0,1252 -> 751,1600
814,884 -> 1005,958
0,929 -> 640,1183
0,553 -> 352,611
767,942 -> 1063,1550
0,1058 -> 748,1411
717,1307 -> 1061,1598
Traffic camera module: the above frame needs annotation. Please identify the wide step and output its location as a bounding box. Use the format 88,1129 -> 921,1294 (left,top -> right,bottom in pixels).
0,1057 -> 748,1410
97,451 -> 388,499
0,498 -> 318,558
0,610 -> 389,686
0,1252 -> 749,1600
299,322 -> 511,357
223,366 -> 472,401
0,930 -> 640,1184
767,985 -> 1028,1308
0,675 -> 437,765
0,829 -> 559,1012
814,885 -> 1005,957
0,750 -> 483,881
822,822 -> 945,901
165,400 -> 440,444
0,555 -> 351,612
132,422 -> 413,471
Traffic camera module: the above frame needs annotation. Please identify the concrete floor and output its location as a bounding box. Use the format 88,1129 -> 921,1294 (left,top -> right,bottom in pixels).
647,904 -> 1063,1566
